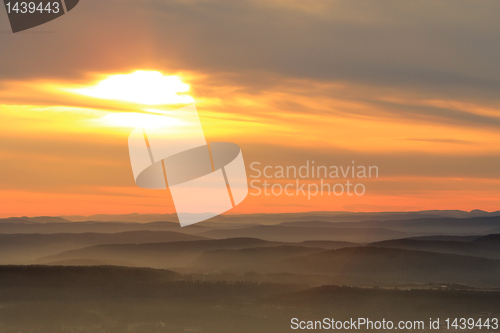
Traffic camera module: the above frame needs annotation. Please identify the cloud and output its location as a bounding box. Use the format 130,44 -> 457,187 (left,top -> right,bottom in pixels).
1,0 -> 500,98
2,0 -> 499,131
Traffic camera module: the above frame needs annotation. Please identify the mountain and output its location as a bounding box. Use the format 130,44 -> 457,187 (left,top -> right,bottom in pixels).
408,235 -> 481,242
270,247 -> 500,288
35,238 -> 283,269
278,216 -> 500,235
3,213 -> 500,237
199,225 -> 408,242
62,213 -> 179,223
369,239 -> 486,258
297,240 -> 360,249
61,210 -> 500,224
363,216 -> 500,234
0,216 -> 71,223
0,221 -> 209,234
472,234 -> 500,250
485,227 -> 500,234
369,234 -> 500,259
0,231 -> 207,264
190,246 -> 326,271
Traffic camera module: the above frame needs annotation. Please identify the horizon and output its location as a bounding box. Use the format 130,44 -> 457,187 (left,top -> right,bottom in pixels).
3,208 -> 500,223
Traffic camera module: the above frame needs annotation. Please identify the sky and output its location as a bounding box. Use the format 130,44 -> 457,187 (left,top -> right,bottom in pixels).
0,0 -> 499,217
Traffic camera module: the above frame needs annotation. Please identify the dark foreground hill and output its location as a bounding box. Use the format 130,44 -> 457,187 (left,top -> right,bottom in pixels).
262,285 -> 500,321
0,265 -> 304,333
0,265 -> 500,333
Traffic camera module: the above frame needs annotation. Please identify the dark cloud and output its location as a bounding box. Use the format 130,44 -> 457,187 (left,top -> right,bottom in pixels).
1,0 -> 500,101
369,100 -> 500,130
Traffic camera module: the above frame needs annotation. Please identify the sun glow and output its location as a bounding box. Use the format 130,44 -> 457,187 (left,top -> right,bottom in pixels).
98,112 -> 184,129
71,71 -> 195,105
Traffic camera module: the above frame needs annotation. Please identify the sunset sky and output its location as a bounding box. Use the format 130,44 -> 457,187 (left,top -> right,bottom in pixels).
0,0 -> 499,218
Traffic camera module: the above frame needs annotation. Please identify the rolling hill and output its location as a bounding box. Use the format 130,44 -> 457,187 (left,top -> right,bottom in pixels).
0,231 -> 207,264
190,245 -> 326,271
277,216 -> 500,235
35,238 -> 284,268
199,226 -> 408,242
0,221 -> 209,234
369,234 -> 500,259
272,247 -> 500,287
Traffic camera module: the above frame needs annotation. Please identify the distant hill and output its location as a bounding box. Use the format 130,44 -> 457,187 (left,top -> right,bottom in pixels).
26,216 -> 71,223
62,213 -> 179,223
61,209 -> 500,224
369,239 -> 486,258
42,258 -> 135,266
0,231 -> 207,264
278,216 -> 500,235
484,227 -> 500,234
408,235 -> 481,242
472,234 -> 500,250
2,213 -> 500,239
0,221 -> 209,234
270,247 -> 500,288
298,240 -> 360,249
199,225 -> 408,242
0,216 -> 71,223
369,234 -> 500,259
35,238 -> 283,269
190,246 -> 326,271
0,218 -> 31,224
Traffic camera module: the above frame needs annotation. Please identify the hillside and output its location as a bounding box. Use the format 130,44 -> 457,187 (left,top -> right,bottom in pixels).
35,238 -> 283,268
199,226 -> 408,242
278,216 -> 500,235
369,234 -> 500,259
0,231 -> 207,264
0,221 -> 209,234
190,245 -> 326,271
272,247 -> 500,287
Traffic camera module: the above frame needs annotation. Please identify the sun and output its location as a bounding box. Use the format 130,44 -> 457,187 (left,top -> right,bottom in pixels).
71,70 -> 195,105
98,111 -> 184,129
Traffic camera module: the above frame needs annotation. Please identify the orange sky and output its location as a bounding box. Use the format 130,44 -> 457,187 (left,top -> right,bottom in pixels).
0,0 -> 499,217
0,69 -> 499,217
